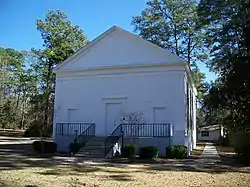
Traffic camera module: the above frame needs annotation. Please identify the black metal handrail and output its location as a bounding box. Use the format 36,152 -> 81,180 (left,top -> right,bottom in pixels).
121,123 -> 171,137
104,123 -> 172,157
74,123 -> 95,145
104,124 -> 123,157
55,123 -> 94,136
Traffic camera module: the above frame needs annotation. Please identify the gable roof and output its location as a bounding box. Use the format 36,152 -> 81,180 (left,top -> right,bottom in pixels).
199,125 -> 220,131
54,25 -> 196,93
54,25 -> 186,71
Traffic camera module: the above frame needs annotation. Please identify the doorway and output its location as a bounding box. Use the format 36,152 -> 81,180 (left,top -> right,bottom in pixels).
105,103 -> 122,135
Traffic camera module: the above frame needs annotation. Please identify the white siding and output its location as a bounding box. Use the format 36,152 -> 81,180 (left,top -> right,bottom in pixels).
53,26 -> 197,153
198,130 -> 220,141
53,65 -> 186,146
58,27 -> 184,72
183,74 -> 197,152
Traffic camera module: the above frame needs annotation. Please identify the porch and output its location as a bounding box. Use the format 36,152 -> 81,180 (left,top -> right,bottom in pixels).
54,123 -> 173,157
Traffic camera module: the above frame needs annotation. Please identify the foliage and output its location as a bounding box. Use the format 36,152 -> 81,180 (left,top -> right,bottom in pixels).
24,122 -> 52,137
0,10 -> 88,136
228,131 -> 250,165
198,0 -> 250,132
139,146 -> 158,159
24,123 -> 41,137
236,144 -> 250,165
34,10 -> 88,136
132,0 -> 209,101
166,145 -> 187,159
32,140 -> 57,153
69,141 -> 83,154
33,141 -> 42,152
121,144 -> 137,158
0,48 -> 36,129
215,136 -> 229,146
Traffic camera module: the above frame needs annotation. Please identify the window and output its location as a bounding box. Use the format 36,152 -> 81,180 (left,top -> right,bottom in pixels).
201,131 -> 209,137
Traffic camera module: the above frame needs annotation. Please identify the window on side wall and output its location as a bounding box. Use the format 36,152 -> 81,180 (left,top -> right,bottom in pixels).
201,131 -> 209,137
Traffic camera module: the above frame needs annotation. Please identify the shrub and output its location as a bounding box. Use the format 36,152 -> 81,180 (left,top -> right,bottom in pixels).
121,144 -> 136,158
235,144 -> 250,164
33,141 -> 42,152
214,136 -> 229,146
166,145 -> 176,158
166,145 -> 187,159
24,123 -> 41,137
231,131 -> 250,165
32,141 -> 57,153
69,141 -> 83,154
139,146 -> 158,159
24,122 -> 52,137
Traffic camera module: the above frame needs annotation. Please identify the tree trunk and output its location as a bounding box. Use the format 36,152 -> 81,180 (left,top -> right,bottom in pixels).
187,34 -> 191,65
20,96 -> 26,129
173,24 -> 179,56
43,61 -> 52,137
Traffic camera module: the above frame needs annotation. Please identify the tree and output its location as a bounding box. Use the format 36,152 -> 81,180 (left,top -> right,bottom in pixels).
0,47 -> 29,129
132,0 -> 208,101
34,10 -> 88,135
0,47 -> 38,129
198,0 -> 250,132
0,10 -> 88,135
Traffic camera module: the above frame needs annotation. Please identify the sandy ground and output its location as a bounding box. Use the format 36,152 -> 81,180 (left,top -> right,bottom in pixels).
0,136 -> 250,187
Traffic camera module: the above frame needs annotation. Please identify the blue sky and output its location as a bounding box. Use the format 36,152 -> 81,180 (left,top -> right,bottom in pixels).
0,0 -> 215,82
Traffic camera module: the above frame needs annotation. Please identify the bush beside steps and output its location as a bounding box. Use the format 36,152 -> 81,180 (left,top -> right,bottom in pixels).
33,140 -> 57,153
69,141 -> 85,154
121,144 -> 136,158
139,146 -> 158,159
166,145 -> 187,159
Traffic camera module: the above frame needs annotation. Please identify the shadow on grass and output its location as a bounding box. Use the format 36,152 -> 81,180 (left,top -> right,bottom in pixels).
105,157 -> 250,174
0,142 -> 73,171
107,174 -> 134,181
0,139 -> 249,176
0,130 -> 24,137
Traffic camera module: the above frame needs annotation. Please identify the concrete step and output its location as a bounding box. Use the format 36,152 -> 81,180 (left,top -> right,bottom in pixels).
79,149 -> 104,153
75,153 -> 104,158
89,137 -> 106,141
82,148 -> 105,152
85,142 -> 105,146
75,136 -> 107,159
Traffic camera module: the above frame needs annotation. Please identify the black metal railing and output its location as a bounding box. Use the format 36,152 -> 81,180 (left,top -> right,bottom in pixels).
73,123 -> 95,147
55,123 -> 94,136
121,123 -> 171,137
104,123 -> 172,157
104,124 -> 123,157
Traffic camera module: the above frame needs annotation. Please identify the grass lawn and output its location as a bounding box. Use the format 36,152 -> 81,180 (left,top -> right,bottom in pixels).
1,157 -> 250,187
1,135 -> 250,187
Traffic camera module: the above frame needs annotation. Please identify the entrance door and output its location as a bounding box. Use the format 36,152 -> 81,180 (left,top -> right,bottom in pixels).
105,103 -> 122,135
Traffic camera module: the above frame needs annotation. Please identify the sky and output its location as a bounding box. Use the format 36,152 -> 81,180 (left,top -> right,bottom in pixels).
0,0 -> 215,82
